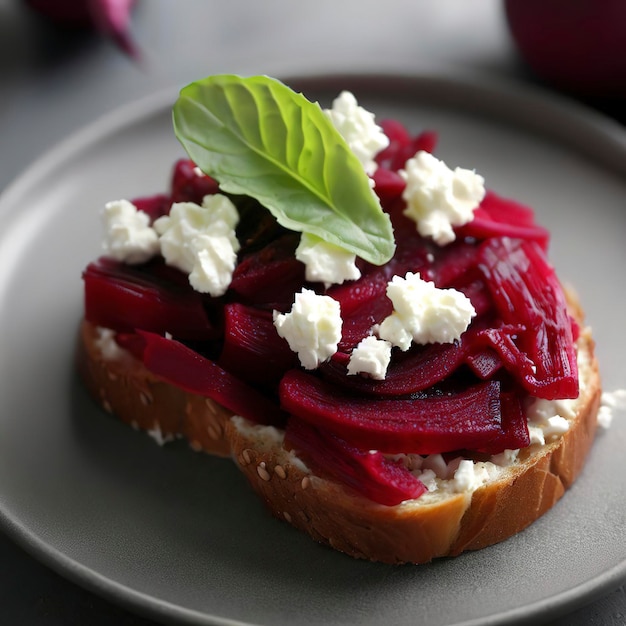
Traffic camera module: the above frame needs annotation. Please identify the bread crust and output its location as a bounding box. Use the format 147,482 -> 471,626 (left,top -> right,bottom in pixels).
77,298 -> 601,564
77,320 -> 231,456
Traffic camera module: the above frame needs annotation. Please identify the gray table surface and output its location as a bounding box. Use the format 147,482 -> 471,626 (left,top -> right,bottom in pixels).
1,1 -> 624,624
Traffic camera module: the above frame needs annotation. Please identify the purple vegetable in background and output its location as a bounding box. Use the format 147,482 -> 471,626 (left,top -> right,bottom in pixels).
24,0 -> 139,57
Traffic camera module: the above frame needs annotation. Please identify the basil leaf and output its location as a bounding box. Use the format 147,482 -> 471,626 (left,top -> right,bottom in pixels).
172,74 -> 395,266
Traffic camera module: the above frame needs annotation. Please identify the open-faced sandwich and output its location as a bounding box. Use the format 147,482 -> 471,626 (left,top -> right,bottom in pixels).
78,75 -> 602,564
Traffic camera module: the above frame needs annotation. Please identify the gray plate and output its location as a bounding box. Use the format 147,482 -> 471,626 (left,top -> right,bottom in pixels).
0,74 -> 625,626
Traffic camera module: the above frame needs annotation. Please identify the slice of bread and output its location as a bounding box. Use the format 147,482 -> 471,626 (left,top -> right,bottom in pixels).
77,292 -> 601,564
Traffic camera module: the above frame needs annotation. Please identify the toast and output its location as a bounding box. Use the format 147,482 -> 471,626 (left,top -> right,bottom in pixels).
77,297 -> 601,564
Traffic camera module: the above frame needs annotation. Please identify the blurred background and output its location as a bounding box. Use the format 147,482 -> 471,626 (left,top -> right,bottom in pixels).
0,0 -> 624,624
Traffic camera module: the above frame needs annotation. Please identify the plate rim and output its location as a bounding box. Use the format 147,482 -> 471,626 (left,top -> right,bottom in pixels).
1,70 -> 625,626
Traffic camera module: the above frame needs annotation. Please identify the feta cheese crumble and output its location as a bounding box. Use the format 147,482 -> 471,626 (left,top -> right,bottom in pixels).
376,272 -> 476,351
400,151 -> 485,246
295,233 -> 361,287
525,396 -> 573,446
347,335 -> 392,380
324,91 -> 389,175
94,326 -> 128,361
598,389 -> 626,429
153,195 -> 239,297
452,459 -> 497,493
101,199 -> 160,264
273,288 -> 342,370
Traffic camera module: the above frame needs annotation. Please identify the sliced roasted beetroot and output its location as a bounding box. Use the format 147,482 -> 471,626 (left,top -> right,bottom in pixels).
132,193 -> 171,222
464,347 -> 503,380
337,295 -> 393,351
454,276 -> 493,317
229,235 -> 305,308
429,241 -> 481,288
286,418 -> 426,506
327,262 -> 397,317
457,190 -> 550,250
321,340 -> 467,396
480,190 -> 537,226
477,237 -> 578,399
130,330 -> 283,425
476,391 -> 530,454
218,303 -> 297,389
83,257 -> 218,340
375,119 -> 412,170
280,370 -> 502,454
375,120 -> 438,172
457,208 -> 550,250
371,167 -> 406,205
170,158 -> 220,204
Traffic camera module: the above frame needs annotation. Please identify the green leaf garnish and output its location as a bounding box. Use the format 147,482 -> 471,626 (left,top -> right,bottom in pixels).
172,74 -> 395,266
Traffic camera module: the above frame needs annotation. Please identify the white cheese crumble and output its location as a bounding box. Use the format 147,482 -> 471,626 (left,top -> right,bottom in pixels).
147,421 -> 175,446
525,396 -> 573,445
400,151 -> 485,246
273,288 -> 342,370
324,91 -> 389,175
402,453 -> 503,495
452,459 -> 497,493
347,335 -> 392,380
94,326 -> 128,361
153,195 -> 239,297
295,233 -> 361,287
598,389 -> 626,429
376,272 -> 476,351
491,448 -> 520,467
101,199 -> 160,264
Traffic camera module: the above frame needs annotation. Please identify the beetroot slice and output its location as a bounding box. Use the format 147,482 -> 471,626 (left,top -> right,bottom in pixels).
480,190 -> 537,226
132,193 -> 171,222
83,258 -> 218,341
280,370 -> 502,454
457,190 -> 550,249
320,340 -> 467,396
218,303 -> 297,389
131,330 -> 282,425
457,208 -> 550,250
229,235 -> 305,309
285,418 -> 426,506
465,348 -> 503,379
170,158 -> 220,204
477,238 -> 578,399
476,391 -> 530,454
371,167 -> 406,205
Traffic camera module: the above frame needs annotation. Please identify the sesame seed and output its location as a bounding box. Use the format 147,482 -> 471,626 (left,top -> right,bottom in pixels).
102,400 -> 112,413
139,391 -> 153,406
283,511 -> 292,523
207,424 -> 221,440
204,398 -> 218,415
107,371 -> 118,382
242,449 -> 252,465
257,462 -> 271,482
274,465 -> 287,479
190,440 -> 202,452
301,476 -> 311,490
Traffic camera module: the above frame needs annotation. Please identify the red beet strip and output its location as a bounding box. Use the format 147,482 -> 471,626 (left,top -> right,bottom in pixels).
286,418 -> 426,506
83,258 -> 217,340
133,330 -> 283,425
280,370 -> 503,454
477,237 -> 578,399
